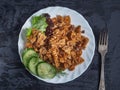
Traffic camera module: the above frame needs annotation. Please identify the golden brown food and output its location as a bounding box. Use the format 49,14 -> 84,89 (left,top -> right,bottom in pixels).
25,15 -> 89,71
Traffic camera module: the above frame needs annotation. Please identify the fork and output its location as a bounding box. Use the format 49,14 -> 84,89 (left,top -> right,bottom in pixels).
98,31 -> 108,90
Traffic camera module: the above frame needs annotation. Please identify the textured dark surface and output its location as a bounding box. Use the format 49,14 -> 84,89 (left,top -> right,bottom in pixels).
0,0 -> 120,90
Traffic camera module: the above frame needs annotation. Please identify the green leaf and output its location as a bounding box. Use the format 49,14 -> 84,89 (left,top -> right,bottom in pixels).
26,28 -> 32,37
31,15 -> 48,33
31,16 -> 40,26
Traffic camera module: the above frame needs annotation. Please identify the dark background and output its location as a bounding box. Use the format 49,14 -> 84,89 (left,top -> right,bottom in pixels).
0,0 -> 120,90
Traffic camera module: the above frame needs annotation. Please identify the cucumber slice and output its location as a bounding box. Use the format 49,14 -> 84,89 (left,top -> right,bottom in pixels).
22,49 -> 38,67
28,57 -> 39,75
37,62 -> 56,79
22,48 -> 28,58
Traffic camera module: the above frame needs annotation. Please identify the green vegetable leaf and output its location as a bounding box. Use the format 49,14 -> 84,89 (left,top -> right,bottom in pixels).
26,28 -> 32,37
31,15 -> 48,33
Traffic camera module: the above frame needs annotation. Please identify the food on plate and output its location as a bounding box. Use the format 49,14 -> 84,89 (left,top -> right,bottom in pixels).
22,48 -> 56,78
22,13 -> 89,79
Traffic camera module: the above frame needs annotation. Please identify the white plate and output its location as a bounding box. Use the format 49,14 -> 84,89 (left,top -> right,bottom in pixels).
18,6 -> 95,84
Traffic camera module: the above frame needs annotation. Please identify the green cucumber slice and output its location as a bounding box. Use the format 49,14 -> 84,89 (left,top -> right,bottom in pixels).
28,57 -> 39,75
22,49 -> 38,67
37,62 -> 56,79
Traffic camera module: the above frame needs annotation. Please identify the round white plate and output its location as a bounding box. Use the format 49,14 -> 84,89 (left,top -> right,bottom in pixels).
18,6 -> 95,84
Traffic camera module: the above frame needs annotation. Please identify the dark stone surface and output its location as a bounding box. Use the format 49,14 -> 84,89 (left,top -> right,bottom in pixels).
0,0 -> 120,90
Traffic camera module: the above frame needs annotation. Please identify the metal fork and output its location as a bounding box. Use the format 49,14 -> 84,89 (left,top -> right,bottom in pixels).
98,31 -> 108,90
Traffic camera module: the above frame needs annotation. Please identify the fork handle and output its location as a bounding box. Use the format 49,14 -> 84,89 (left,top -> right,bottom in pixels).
99,55 -> 105,90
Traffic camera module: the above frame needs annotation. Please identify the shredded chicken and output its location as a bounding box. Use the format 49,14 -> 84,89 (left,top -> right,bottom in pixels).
25,15 -> 89,71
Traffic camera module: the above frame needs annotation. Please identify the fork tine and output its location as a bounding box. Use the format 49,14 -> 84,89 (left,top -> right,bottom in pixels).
103,31 -> 106,45
105,31 -> 108,45
99,31 -> 107,45
101,31 -> 104,45
107,32 -> 108,45
104,31 -> 107,45
99,32 -> 102,45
